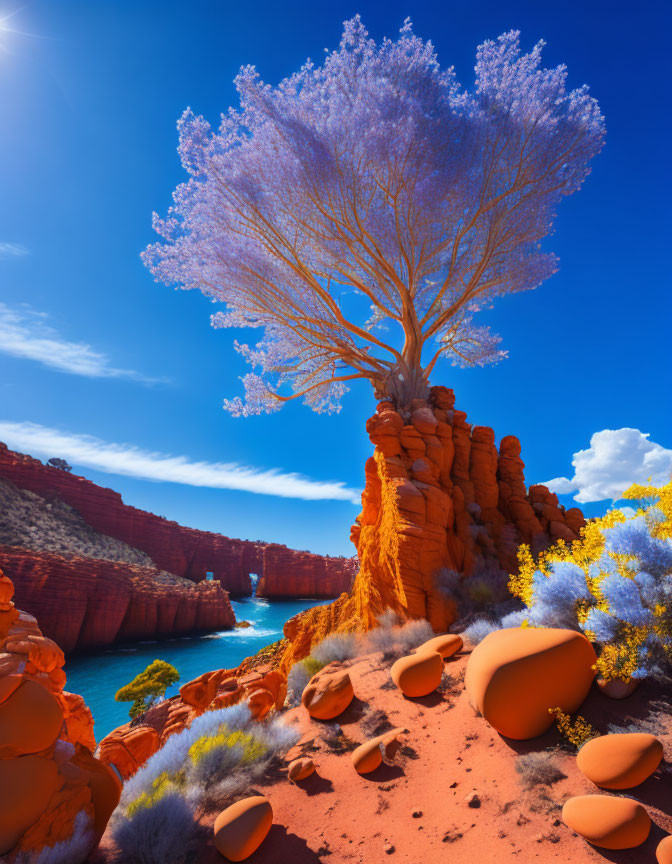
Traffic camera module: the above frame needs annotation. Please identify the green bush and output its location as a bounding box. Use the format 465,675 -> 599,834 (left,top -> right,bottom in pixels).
115,659 -> 180,720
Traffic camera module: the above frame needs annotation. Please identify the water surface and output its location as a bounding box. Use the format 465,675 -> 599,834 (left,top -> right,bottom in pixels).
65,596 -> 328,739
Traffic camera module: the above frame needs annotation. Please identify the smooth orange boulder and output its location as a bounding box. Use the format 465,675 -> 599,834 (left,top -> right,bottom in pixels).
0,755 -> 60,854
597,676 -> 638,699
70,745 -> 122,838
301,670 -> 354,720
351,727 -> 405,774
577,733 -> 663,789
416,633 -> 463,659
0,679 -> 63,758
464,627 -> 596,739
97,724 -> 161,780
562,795 -> 650,849
247,688 -> 274,722
213,795 -> 273,861
288,757 -> 315,782
657,835 -> 672,863
391,650 -> 443,697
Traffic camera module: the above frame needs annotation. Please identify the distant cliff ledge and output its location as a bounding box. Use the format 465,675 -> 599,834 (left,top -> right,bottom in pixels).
0,443 -> 356,651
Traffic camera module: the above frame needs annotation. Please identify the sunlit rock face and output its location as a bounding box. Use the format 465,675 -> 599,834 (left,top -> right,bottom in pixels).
280,386 -> 585,668
0,569 -> 121,863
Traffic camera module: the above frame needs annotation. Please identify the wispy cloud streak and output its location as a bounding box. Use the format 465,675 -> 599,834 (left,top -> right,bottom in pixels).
0,303 -> 164,384
0,242 -> 29,258
0,421 -> 361,504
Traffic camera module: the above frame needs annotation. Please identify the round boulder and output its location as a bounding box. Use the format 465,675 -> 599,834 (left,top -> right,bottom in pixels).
351,727 -> 405,775
288,757 -> 315,782
464,627 -> 596,739
247,688 -> 274,722
301,670 -> 354,720
70,745 -> 122,839
657,835 -> 672,864
0,755 -> 60,855
214,796 -> 273,861
577,733 -> 663,789
416,633 -> 462,659
0,679 -> 63,758
562,795 -> 650,850
597,677 -> 638,699
391,651 -> 442,698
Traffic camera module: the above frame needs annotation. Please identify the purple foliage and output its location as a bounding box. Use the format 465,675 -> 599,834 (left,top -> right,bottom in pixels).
528,561 -> 591,628
603,518 -> 672,578
143,18 -> 604,413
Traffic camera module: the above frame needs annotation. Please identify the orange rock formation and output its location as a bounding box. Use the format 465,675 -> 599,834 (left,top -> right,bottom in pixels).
280,387 -> 585,668
98,663 -> 288,780
0,569 -> 120,862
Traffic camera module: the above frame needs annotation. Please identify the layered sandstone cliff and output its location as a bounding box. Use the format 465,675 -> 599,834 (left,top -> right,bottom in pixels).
280,386 -> 585,668
255,545 -> 357,598
0,444 -> 355,599
0,546 -> 236,653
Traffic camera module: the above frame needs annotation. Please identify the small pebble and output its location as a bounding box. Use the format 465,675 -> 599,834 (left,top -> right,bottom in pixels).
412,810 -> 423,819
464,792 -> 481,808
384,843 -> 395,855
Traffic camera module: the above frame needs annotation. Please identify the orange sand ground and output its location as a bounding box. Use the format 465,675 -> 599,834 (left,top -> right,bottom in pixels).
98,647 -> 672,863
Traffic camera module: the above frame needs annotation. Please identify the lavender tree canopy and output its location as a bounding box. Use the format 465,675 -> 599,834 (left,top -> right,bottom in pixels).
143,17 -> 604,415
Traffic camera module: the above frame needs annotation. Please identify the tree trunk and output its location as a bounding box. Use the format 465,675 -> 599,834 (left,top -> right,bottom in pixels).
379,361 -> 430,415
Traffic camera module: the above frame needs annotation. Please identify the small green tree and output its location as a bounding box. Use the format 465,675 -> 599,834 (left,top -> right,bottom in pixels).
115,659 -> 180,720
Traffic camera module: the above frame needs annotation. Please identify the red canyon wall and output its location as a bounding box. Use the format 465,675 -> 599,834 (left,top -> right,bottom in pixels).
256,545 -> 358,598
0,443 -> 355,600
0,545 -> 236,653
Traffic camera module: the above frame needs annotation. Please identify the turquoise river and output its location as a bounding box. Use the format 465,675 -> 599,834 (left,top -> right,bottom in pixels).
65,596 -> 328,739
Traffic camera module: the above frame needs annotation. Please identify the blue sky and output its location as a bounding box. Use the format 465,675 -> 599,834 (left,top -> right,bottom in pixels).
0,0 -> 670,556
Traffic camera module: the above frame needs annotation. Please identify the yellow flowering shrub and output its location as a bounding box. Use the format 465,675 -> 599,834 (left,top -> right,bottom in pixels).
549,707 -> 599,749
508,478 -> 672,682
127,771 -> 181,817
188,725 -> 268,765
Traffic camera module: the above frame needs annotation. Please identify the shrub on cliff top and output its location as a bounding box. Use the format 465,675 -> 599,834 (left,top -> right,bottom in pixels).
115,702 -> 298,826
286,633 -> 360,706
115,659 -> 180,720
113,793 -> 200,864
364,616 -> 434,660
515,752 -> 566,789
311,633 -> 359,665
508,478 -> 672,682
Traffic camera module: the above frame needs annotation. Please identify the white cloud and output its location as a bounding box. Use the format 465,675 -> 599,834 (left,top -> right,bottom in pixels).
543,476 -> 577,496
0,242 -> 29,258
0,303 -> 164,384
0,421 -> 361,504
542,428 -> 672,503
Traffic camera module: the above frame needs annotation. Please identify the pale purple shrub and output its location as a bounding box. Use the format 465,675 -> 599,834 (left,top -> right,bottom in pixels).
311,633 -> 359,664
463,618 -> 501,646
112,794 -> 200,864
14,811 -> 95,864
